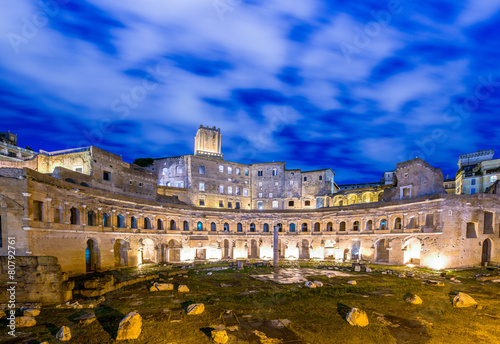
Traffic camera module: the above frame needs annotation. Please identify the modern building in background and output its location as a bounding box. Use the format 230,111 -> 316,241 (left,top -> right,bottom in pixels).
456,150 -> 500,195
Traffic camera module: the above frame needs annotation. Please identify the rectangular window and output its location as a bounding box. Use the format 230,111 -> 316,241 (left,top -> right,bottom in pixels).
258,193 -> 262,198
176,181 -> 184,188
139,182 -> 143,187
305,200 -> 311,206
289,200 -> 294,207
103,171 -> 111,181
219,165 -> 224,172
259,182 -> 262,186
272,201 -> 278,208
236,168 -> 241,175
219,185 -> 224,194
235,202 -> 240,209
257,201 -> 263,209
471,179 -> 476,186
33,200 -> 43,221
272,169 -> 278,176
269,193 -> 273,198
236,187 -> 241,195
319,175 -> 323,180
74,166 -> 83,173
491,175 -> 497,183
219,200 -> 224,207
275,182 -> 278,186
258,170 -> 263,177
199,166 -> 205,174
228,166 -> 232,174
228,186 -> 233,195
471,187 -> 476,194
303,177 -> 307,181
245,169 -> 249,176
228,202 -> 232,208
290,180 -> 293,185
199,182 -> 205,191
199,199 -> 205,206
243,188 -> 249,196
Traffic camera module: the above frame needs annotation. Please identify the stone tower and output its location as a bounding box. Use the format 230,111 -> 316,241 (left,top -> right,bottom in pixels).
194,125 -> 223,160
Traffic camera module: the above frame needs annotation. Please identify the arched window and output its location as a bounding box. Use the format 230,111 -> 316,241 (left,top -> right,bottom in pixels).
250,223 -> 256,232
353,221 -> 359,231
117,215 -> 125,228
366,220 -> 373,231
183,220 -> 189,231
394,217 -> 402,230
211,222 -> 217,232
102,213 -> 110,227
277,223 -> 283,232
70,207 -> 80,225
263,223 -> 269,232
302,223 -> 308,232
224,223 -> 229,232
314,222 -> 320,232
144,217 -> 151,229
87,211 -> 96,226
131,216 -> 137,229
380,219 -> 387,230
170,220 -> 176,231
339,221 -> 346,231
237,223 -> 243,232
327,222 -> 333,231
197,221 -> 203,231
289,223 -> 295,232
157,219 -> 163,230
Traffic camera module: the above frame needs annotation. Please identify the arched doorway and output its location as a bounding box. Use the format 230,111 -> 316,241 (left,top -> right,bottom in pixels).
114,239 -> 129,267
482,239 -> 492,266
249,239 -> 259,259
222,239 -> 232,259
376,239 -> 389,262
403,238 -> 421,265
85,239 -> 100,272
300,240 -> 310,259
167,239 -> 181,262
352,241 -> 360,260
142,239 -> 155,263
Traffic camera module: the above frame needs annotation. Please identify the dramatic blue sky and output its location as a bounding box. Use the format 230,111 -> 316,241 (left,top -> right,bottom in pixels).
2,0 -> 500,183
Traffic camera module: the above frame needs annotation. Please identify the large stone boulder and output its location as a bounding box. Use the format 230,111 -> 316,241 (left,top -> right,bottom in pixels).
23,309 -> 40,317
305,281 -> 316,288
453,292 -> 477,308
178,285 -> 190,293
347,280 -> 357,285
150,283 -> 174,291
211,329 -> 229,344
15,316 -> 36,327
346,308 -> 369,327
186,303 -> 205,315
314,281 -> 324,287
56,326 -> 71,341
326,273 -> 335,278
116,312 -> 142,340
405,294 -> 423,305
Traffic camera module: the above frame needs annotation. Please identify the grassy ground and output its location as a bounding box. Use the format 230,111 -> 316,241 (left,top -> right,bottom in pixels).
1,262 -> 499,344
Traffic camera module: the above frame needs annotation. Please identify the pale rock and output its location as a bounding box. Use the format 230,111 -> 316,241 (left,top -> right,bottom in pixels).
453,292 -> 477,308
366,267 -> 372,273
207,272 -> 212,276
305,281 -> 316,288
74,313 -> 96,326
346,308 -> 369,327
347,280 -> 357,285
211,329 -> 229,344
186,303 -> 205,315
178,285 -> 190,293
56,326 -> 71,341
15,316 -> 36,327
23,308 -> 40,317
405,294 -> 423,305
326,273 -> 335,278
150,283 -> 174,291
424,280 -> 444,287
398,274 -> 406,278
116,312 -> 142,340
492,279 -> 500,283
314,281 -> 324,287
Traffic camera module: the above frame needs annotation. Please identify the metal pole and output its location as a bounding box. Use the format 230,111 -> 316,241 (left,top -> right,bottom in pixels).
273,225 -> 279,269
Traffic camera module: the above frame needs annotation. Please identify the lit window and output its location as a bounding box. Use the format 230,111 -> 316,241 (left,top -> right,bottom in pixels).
236,168 -> 240,175
269,193 -> 273,198
228,166 -> 232,174
243,188 -> 249,196
491,175 -> 498,183
228,186 -> 233,195
177,166 -> 182,174
290,180 -> 293,185
219,185 -> 224,193
199,166 -> 205,174
74,166 -> 83,173
236,187 -> 241,195
258,193 -> 262,198
272,201 -> 278,208
257,201 -> 263,209
471,179 -> 476,186
219,165 -> 224,173
275,181 -> 278,186
176,182 -> 183,188
259,182 -> 262,186
245,169 -> 249,176
199,182 -> 205,191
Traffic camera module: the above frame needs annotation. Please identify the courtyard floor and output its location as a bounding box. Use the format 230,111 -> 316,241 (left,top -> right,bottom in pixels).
1,261 -> 500,344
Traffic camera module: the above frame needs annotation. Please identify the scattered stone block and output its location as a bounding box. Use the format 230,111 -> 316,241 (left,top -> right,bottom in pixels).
221,283 -> 231,287
347,280 -> 357,285
346,308 -> 369,327
207,272 -> 212,276
178,285 -> 190,293
116,312 -> 142,340
15,316 -> 36,327
453,292 -> 477,308
326,273 -> 335,278
405,294 -> 423,305
424,280 -> 444,287
314,281 -> 324,287
305,281 -> 316,288
23,308 -> 40,317
74,313 -> 96,326
186,303 -> 205,315
211,329 -> 229,344
56,326 -> 71,341
366,267 -> 372,273
150,283 -> 174,291
398,274 -> 406,278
